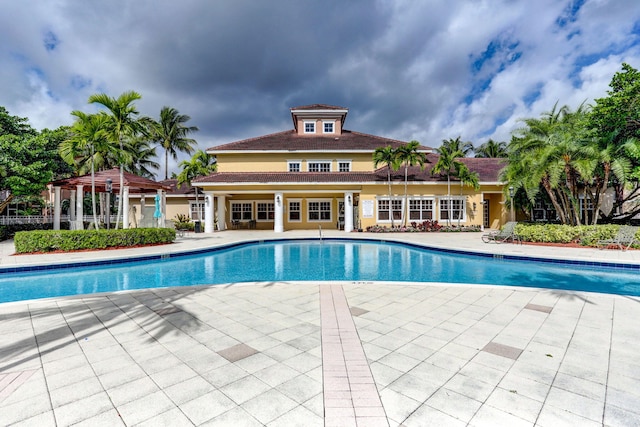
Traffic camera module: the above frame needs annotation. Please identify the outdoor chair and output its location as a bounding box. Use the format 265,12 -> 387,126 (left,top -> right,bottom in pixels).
597,225 -> 639,251
481,221 -> 520,244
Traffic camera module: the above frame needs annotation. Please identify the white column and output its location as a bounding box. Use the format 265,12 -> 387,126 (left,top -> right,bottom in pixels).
205,192 -> 215,233
344,192 -> 354,232
76,185 -> 84,230
53,186 -> 61,230
140,195 -> 146,227
123,186 -> 130,229
69,189 -> 76,223
216,194 -> 226,231
274,192 -> 284,233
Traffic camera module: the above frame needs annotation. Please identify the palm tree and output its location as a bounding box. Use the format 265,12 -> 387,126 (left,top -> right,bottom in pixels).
152,106 -> 199,180
60,111 -> 112,229
474,139 -> 508,158
127,135 -> 160,179
454,162 -> 480,227
89,91 -> 146,229
441,136 -> 474,157
431,144 -> 465,226
176,150 -> 217,223
395,141 -> 427,226
373,146 -> 400,227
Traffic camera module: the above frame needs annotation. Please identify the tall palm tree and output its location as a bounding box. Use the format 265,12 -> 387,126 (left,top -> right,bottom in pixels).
152,106 -> 199,180
474,139 -> 508,158
373,146 -> 400,227
176,150 -> 217,222
89,91 -> 146,229
60,111 -> 111,229
395,141 -> 427,226
454,161 -> 480,227
431,145 -> 465,226
441,136 -> 474,157
127,135 -> 160,179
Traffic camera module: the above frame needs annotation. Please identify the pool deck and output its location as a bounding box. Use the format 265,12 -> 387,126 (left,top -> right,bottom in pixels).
1,230 -> 639,426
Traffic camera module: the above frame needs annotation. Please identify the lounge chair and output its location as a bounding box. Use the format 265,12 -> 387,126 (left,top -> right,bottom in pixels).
482,221 -> 520,244
597,225 -> 639,251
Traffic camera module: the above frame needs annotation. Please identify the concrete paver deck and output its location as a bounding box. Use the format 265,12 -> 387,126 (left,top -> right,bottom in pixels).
1,230 -> 639,426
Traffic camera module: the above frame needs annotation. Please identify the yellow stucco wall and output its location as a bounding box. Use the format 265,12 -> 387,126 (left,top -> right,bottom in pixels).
207,182 -> 504,231
215,153 -> 378,173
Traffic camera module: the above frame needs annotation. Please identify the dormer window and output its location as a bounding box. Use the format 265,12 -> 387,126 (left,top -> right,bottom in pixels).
288,161 -> 301,172
323,121 -> 334,134
304,121 -> 315,134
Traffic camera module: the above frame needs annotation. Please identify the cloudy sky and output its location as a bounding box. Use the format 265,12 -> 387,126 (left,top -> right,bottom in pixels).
2,0 -> 640,177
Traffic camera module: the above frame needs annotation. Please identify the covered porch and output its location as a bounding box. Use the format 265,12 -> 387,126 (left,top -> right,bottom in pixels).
49,168 -> 172,230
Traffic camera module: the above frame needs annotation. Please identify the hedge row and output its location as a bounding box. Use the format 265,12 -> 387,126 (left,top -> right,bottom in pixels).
14,228 -> 176,253
514,223 -> 627,246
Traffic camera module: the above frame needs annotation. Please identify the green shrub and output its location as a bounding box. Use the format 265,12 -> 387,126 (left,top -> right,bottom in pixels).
514,223 -> 631,247
14,228 -> 176,254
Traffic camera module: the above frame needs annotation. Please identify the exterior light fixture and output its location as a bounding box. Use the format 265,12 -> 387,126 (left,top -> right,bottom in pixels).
347,195 -> 351,204
276,195 -> 281,206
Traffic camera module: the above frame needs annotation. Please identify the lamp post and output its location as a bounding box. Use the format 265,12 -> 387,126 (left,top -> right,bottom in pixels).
105,178 -> 112,229
508,186 -> 514,222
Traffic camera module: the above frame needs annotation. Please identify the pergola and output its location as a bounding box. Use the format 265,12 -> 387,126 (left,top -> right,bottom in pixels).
50,168 -> 172,230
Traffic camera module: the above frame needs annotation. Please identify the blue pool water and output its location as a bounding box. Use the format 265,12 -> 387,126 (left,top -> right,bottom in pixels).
0,239 -> 639,303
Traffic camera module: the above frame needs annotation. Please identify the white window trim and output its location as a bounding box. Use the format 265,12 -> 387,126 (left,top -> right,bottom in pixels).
376,197 -> 404,223
408,197 -> 435,221
304,120 -> 316,134
337,159 -> 352,172
307,198 -> 333,222
287,160 -> 302,172
255,200 -> 275,222
189,201 -> 205,221
438,196 -> 466,222
322,120 -> 335,134
230,201 -> 253,221
288,199 -> 302,223
307,160 -> 332,172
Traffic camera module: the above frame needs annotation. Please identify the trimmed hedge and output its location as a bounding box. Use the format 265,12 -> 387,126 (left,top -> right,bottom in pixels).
14,228 -> 176,254
514,223 -> 633,247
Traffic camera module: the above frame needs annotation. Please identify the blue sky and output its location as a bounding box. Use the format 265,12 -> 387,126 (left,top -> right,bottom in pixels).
1,0 -> 639,177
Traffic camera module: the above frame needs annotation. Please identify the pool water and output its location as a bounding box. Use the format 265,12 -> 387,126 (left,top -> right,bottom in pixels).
1,239 -> 639,303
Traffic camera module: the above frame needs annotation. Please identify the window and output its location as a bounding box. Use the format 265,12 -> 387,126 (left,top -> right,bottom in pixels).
304,121 -> 315,133
338,161 -> 351,172
308,162 -> 331,172
257,202 -> 275,221
231,202 -> 252,221
323,121 -> 334,133
289,201 -> 301,222
308,200 -> 332,221
409,199 -> 433,220
439,198 -> 464,220
288,161 -> 301,172
377,198 -> 403,221
579,196 -> 595,223
189,202 -> 205,221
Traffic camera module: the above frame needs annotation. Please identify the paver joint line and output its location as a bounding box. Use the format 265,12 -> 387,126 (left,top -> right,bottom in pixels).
320,284 -> 388,426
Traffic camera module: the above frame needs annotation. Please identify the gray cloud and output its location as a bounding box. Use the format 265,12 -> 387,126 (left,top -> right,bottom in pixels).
1,0 -> 640,177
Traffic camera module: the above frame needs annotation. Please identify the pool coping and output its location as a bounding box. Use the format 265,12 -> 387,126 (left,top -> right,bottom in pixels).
2,236 -> 640,275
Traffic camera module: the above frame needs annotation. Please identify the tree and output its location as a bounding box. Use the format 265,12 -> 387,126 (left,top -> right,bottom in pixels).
176,150 -> 217,222
152,106 -> 199,180
454,162 -> 480,227
89,91 -> 147,229
441,136 -> 474,157
60,111 -> 112,229
395,141 -> 426,226
373,146 -> 400,227
474,139 -> 508,158
431,144 -> 465,226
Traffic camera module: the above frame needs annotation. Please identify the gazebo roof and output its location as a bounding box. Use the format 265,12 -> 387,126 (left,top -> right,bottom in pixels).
51,168 -> 171,194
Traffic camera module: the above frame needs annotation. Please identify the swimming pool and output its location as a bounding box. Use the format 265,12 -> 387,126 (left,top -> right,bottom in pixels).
1,239 -> 639,303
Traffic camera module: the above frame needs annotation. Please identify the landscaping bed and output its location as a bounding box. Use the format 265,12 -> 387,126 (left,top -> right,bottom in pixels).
13,228 -> 176,254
